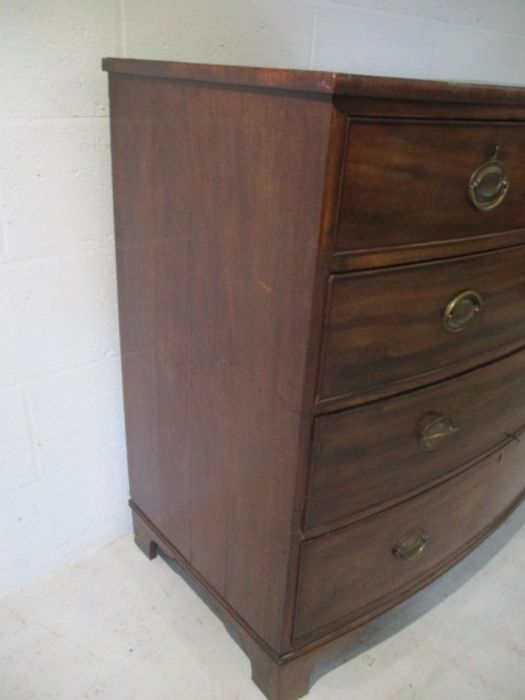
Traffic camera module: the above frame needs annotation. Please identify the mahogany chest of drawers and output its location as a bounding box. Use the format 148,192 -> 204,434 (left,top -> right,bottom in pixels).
103,58 -> 525,699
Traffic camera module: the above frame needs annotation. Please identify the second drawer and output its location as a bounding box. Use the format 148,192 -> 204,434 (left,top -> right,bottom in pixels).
306,346 -> 525,531
320,244 -> 525,401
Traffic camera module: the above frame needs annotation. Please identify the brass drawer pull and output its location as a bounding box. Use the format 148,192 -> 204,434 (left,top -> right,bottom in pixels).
418,414 -> 461,452
443,289 -> 482,332
393,528 -> 429,561
467,144 -> 510,211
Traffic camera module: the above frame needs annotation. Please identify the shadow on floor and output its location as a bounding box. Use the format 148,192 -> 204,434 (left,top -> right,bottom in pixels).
158,500 -> 525,693
310,500 -> 525,687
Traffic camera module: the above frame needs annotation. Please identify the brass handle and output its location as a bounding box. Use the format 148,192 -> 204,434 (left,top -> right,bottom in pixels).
393,528 -> 429,561
443,289 -> 482,332
467,144 -> 510,211
418,414 -> 461,451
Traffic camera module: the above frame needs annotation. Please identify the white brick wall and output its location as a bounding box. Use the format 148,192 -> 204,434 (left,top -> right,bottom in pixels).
0,1 -> 128,596
2,0 -> 525,596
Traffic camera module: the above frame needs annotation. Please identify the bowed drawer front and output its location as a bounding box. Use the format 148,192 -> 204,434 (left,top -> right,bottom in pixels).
307,346 -> 525,531
104,59 -> 525,700
296,437 -> 525,642
336,119 -> 525,255
320,244 -> 525,401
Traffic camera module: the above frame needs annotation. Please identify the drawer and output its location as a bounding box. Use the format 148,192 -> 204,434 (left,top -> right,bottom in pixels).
320,244 -> 525,400
336,119 -> 525,255
307,347 -> 525,531
294,438 -> 525,641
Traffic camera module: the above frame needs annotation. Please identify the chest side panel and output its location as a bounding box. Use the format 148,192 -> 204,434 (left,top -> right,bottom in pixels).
108,74 -> 332,652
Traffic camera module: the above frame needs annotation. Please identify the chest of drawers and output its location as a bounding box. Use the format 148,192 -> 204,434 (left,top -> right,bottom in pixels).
103,58 -> 525,700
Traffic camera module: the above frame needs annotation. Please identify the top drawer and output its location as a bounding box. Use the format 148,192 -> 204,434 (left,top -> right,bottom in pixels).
335,120 -> 525,255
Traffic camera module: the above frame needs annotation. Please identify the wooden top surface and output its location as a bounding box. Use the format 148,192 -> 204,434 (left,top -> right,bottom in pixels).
102,58 -> 525,105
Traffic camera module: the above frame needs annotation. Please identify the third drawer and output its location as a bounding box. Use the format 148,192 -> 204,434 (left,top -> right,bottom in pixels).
306,345 -> 525,532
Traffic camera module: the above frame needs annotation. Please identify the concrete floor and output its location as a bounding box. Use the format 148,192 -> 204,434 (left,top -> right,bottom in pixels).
1,503 -> 525,700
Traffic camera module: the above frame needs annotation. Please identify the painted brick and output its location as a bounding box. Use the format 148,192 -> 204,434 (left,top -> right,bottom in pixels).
124,0 -> 315,69
431,23 -> 525,84
312,5 -> 436,77
476,0 -> 525,35
0,215 -> 6,264
0,387 -> 38,496
0,253 -> 119,389
0,119 -> 114,260
0,0 -> 120,118
315,0 -> 479,25
28,359 -> 126,477
0,449 -> 130,595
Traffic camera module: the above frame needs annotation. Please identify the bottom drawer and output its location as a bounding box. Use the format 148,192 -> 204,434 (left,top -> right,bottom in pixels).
294,436 -> 525,642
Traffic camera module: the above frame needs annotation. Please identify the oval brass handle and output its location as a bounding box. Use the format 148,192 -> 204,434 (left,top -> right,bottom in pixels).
443,289 -> 482,332
393,528 -> 429,561
418,414 -> 461,451
467,145 -> 510,211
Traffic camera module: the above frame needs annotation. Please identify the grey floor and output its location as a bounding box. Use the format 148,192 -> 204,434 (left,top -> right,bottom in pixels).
2,502 -> 525,700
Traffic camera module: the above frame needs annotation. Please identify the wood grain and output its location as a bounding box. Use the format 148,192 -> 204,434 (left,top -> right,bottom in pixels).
330,228 -> 525,272
307,346 -> 525,531
108,73 -> 333,653
320,244 -> 525,400
295,437 -> 525,641
336,119 -> 525,255
103,58 -> 525,106
334,94 -> 525,121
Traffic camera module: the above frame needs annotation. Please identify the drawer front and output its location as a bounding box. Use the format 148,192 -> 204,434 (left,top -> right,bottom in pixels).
320,245 -> 525,400
336,120 -> 525,255
307,347 -> 525,531
294,439 -> 525,641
